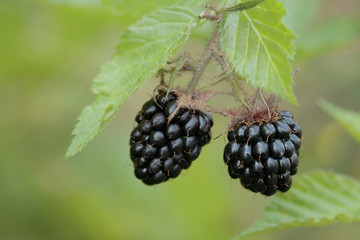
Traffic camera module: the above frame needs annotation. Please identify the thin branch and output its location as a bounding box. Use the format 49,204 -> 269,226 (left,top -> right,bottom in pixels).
187,30 -> 219,95
160,72 -> 165,85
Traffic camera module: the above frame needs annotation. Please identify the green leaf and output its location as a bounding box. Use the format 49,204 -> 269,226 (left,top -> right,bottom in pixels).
318,99 -> 360,145
232,170 -> 360,239
65,6 -> 198,158
103,0 -> 207,23
219,0 -> 297,104
296,17 -> 360,59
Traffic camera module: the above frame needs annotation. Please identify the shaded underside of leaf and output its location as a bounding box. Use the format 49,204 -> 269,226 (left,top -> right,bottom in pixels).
318,99 -> 360,145
232,170 -> 360,239
65,6 -> 198,158
220,0 -> 297,104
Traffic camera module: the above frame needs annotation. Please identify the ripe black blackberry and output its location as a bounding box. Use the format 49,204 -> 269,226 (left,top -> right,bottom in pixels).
130,90 -> 213,185
224,110 -> 302,196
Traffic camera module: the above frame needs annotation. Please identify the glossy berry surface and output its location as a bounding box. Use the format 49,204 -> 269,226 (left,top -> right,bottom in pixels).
129,92 -> 213,185
224,111 -> 302,196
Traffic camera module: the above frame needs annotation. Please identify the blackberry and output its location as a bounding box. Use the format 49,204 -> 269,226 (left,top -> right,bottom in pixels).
130,91 -> 213,185
224,110 -> 302,196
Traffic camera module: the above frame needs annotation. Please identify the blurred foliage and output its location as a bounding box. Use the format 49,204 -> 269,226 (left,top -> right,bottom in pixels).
319,99 -> 360,145
283,0 -> 360,59
295,17 -> 360,59
103,0 -> 208,23
1,0 -> 360,240
49,0 -> 102,6
48,0 -> 209,24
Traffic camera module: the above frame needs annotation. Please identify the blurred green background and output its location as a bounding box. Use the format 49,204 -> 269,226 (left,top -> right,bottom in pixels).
1,0 -> 360,239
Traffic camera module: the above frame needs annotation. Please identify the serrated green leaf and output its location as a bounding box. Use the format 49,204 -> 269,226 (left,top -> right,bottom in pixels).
65,6 -> 198,158
232,170 -> 360,239
103,0 -> 207,23
220,0 -> 297,104
318,99 -> 360,145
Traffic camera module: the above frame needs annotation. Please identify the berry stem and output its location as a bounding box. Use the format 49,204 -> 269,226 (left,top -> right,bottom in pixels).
229,77 -> 250,113
187,23 -> 250,113
259,88 -> 272,121
160,72 -> 165,86
187,0 -> 265,111
210,26 -> 251,112
187,30 -> 218,95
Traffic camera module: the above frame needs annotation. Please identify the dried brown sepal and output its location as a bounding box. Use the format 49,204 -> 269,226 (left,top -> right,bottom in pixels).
153,86 -> 221,124
226,94 -> 282,130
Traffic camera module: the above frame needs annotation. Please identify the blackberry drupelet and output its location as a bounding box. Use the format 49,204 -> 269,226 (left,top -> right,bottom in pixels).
130,91 -> 213,185
223,111 -> 302,196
